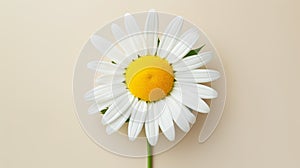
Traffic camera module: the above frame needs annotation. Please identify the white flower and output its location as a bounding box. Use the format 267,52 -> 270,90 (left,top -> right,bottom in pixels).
85,10 -> 220,146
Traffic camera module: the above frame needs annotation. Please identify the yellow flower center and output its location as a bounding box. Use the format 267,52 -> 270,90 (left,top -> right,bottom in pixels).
125,56 -> 174,102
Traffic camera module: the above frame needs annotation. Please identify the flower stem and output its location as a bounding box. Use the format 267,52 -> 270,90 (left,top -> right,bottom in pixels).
147,140 -> 152,168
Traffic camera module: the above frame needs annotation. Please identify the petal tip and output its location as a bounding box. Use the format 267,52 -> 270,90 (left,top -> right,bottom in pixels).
149,9 -> 156,12
124,13 -> 131,17
190,117 -> 196,124
90,34 -> 99,42
106,126 -> 114,135
147,137 -> 158,146
129,136 -> 136,141
87,105 -> 97,114
176,16 -> 183,20
101,117 -> 108,125
111,23 -> 118,28
212,89 -> 218,98
201,107 -> 210,113
214,71 -> 221,80
163,128 -> 175,141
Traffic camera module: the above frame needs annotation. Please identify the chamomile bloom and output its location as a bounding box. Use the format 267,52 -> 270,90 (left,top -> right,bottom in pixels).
85,10 -> 220,146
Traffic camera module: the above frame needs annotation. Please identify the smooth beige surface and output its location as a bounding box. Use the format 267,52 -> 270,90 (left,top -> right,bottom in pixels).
2,0 -> 300,167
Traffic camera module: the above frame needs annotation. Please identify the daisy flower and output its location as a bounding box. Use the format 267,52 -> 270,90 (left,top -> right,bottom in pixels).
85,10 -> 220,146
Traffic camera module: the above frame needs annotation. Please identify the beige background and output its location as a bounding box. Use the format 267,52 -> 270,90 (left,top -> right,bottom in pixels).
2,0 -> 300,167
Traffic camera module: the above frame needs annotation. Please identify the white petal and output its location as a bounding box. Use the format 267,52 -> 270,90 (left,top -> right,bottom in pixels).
181,104 -> 196,124
157,99 -> 175,141
166,97 -> 190,132
95,74 -> 124,85
175,69 -> 220,83
174,82 -> 218,99
90,35 -> 125,63
124,13 -> 147,56
157,16 -> 183,58
173,51 -> 213,71
166,28 -> 199,63
111,23 -> 136,55
84,84 -> 126,102
87,61 -> 122,74
171,84 -> 210,113
105,98 -> 138,135
102,93 -> 135,125
144,9 -> 159,55
105,111 -> 129,135
85,84 -> 113,101
128,101 -> 147,141
124,13 -> 140,33
145,103 -> 159,146
87,100 -> 113,114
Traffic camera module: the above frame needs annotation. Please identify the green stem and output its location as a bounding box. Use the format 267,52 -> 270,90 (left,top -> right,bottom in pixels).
147,140 -> 153,168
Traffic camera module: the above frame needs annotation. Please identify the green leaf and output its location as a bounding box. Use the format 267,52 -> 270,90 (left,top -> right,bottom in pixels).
154,38 -> 160,56
100,107 -> 109,114
183,44 -> 206,58
111,61 -> 116,64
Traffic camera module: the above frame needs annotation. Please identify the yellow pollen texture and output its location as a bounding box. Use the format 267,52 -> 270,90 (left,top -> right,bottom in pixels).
125,56 -> 174,102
